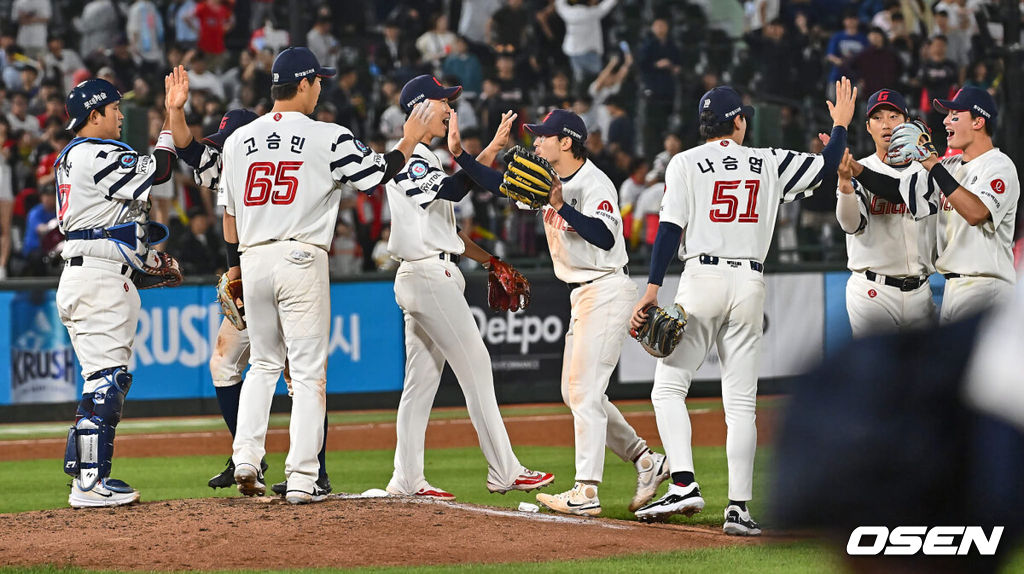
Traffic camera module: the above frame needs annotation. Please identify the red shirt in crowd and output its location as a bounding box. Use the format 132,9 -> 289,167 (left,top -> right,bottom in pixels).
194,0 -> 233,55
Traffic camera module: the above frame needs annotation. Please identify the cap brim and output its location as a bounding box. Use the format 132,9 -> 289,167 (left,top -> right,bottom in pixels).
867,102 -> 907,116
524,123 -> 559,136
202,134 -> 226,148
741,105 -> 755,119
442,85 -> 462,102
317,66 -> 337,78
933,98 -> 966,114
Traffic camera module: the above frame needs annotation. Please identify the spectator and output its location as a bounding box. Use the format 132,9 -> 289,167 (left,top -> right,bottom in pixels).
416,13 -> 456,73
107,37 -> 140,91
77,0 -> 124,59
646,131 -> 681,185
249,17 -> 290,55
441,36 -> 483,98
796,135 -> 838,262
7,91 -> 39,138
851,27 -> 903,97
869,0 -> 901,39
488,0 -> 531,51
541,69 -> 573,109
33,129 -> 67,191
554,0 -> 618,85
370,18 -> 410,78
637,17 -> 680,157
372,226 -> 397,270
603,95 -> 633,155
329,65 -> 366,139
18,63 -> 41,100
127,0 -> 165,68
588,51 -> 631,134
175,207 -> 221,275
172,0 -> 199,51
11,0 -> 51,61
41,35 -> 84,94
192,0 -> 234,69
825,10 -> 868,94
618,156 -> 648,247
933,9 -> 970,70
186,52 -> 225,101
22,187 -> 59,276
306,15 -> 339,69
743,0 -> 779,34
633,180 -> 662,254
457,0 -> 503,47
749,18 -> 796,100
963,60 -> 993,92
330,221 -> 361,277
0,118 -> 11,279
919,34 -> 959,154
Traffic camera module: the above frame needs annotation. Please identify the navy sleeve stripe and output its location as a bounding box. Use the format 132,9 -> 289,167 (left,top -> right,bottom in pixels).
908,172 -> 918,215
130,172 -> 155,199
330,134 -> 354,152
406,187 -> 423,197
93,161 -> 121,184
783,156 -> 816,193
777,151 -> 796,175
341,164 -> 385,185
105,171 -> 138,198
394,172 -> 410,183
329,154 -> 364,171
97,150 -> 109,159
198,154 -> 218,174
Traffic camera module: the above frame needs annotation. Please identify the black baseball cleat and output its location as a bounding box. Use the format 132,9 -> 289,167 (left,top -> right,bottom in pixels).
211,458 -> 267,489
272,473 -> 332,496
634,482 -> 705,522
723,504 -> 762,536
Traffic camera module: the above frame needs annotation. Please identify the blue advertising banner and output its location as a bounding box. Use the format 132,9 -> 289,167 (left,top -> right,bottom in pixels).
1,281 -> 405,405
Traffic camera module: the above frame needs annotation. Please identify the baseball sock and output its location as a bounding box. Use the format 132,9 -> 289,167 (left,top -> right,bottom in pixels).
672,471 -> 695,486
214,382 -> 243,438
729,500 -> 747,511
317,414 -> 328,479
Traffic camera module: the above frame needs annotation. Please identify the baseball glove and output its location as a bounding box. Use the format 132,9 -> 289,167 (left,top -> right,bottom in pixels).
216,273 -> 246,330
887,120 -> 937,164
133,251 -> 183,289
488,256 -> 530,312
500,146 -> 554,209
631,303 -> 687,358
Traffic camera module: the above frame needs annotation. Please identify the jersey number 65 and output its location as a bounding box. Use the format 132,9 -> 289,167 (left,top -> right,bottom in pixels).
243,161 -> 303,206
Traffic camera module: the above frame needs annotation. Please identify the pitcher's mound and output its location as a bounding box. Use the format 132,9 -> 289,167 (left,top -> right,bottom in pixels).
0,494 -> 763,570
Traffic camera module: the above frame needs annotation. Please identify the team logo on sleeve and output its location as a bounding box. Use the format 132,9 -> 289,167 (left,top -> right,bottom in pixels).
354,139 -> 370,155
118,152 -> 138,169
597,200 -> 613,213
408,159 -> 430,180
991,179 -> 1005,194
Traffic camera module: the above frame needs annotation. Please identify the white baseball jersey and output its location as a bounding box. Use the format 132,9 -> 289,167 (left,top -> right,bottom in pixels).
845,154 -> 935,277
896,148 -> 1019,282
539,159 -> 628,283
385,143 -> 464,261
661,139 -> 826,262
221,111 -> 389,251
55,137 -> 167,268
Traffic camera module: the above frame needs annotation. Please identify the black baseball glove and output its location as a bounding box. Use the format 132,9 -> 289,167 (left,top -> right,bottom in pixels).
500,145 -> 554,209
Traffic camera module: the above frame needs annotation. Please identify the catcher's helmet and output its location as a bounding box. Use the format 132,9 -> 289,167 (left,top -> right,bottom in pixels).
65,79 -> 121,131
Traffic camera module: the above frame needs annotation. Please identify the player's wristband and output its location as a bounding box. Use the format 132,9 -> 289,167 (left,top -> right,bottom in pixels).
155,130 -> 177,156
929,164 -> 960,197
225,241 -> 240,268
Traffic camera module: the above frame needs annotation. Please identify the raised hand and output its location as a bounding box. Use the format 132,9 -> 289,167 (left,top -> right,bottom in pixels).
403,101 -> 436,143
489,110 -> 518,151
164,65 -> 189,110
447,108 -> 462,156
838,149 -> 854,181
827,76 -> 857,128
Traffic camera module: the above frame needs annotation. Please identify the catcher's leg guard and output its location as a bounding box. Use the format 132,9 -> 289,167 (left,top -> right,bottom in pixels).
63,367 -> 132,490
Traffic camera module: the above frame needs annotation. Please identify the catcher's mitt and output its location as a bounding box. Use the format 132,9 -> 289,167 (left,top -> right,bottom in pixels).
217,273 -> 246,330
133,251 -> 183,290
488,256 -> 530,312
500,146 -> 554,209
631,303 -> 687,358
886,120 -> 937,164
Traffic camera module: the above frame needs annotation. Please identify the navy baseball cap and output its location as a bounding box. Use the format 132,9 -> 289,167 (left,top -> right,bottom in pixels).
65,78 -> 121,131
934,87 -> 997,122
203,109 -> 259,148
524,109 -> 587,144
866,88 -> 908,117
271,47 -> 336,85
399,75 -> 462,113
698,86 -> 755,124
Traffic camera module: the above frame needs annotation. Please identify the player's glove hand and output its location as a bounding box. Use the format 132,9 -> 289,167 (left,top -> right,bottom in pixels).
216,272 -> 246,330
630,303 -> 687,358
133,251 -> 184,289
487,256 -> 530,312
887,120 -> 937,164
500,146 -> 554,209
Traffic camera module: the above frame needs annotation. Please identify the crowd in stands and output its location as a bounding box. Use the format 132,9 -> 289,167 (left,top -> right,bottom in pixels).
0,0 -> 1018,278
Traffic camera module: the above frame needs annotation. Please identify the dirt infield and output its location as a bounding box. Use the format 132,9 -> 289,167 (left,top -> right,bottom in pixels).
0,496 -> 768,570
0,401 -> 779,461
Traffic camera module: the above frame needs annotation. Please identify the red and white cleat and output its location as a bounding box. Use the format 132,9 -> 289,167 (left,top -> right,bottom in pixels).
487,468 -> 555,494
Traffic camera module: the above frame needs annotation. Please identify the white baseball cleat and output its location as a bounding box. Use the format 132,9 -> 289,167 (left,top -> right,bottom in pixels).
285,486 -> 329,505
723,504 -> 762,536
629,451 -> 670,512
69,478 -> 140,508
634,482 -> 705,522
536,482 -> 601,517
234,462 -> 266,497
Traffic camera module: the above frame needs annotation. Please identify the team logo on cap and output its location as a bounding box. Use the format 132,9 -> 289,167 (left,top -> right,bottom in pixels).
972,105 -> 991,118
409,159 -> 430,180
703,99 -> 711,109
220,115 -> 229,130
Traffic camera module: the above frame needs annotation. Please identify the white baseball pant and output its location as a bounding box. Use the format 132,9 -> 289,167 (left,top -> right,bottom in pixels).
564,273 -> 648,482
233,241 -> 329,494
846,273 -> 935,338
56,257 -> 141,382
210,317 -> 250,387
388,256 -> 522,493
652,263 -> 765,502
940,276 -> 1014,324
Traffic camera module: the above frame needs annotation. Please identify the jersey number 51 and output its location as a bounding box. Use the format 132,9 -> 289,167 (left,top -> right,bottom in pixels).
710,180 -> 760,223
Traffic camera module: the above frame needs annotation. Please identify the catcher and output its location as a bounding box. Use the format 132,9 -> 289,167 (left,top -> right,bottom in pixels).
449,108 -> 670,516
164,66 -> 331,496
58,76 -> 183,508
383,75 -> 553,500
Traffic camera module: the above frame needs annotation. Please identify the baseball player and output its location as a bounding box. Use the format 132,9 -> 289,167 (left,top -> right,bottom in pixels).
384,75 -> 554,499
447,109 -> 669,516
163,71 -> 333,495
849,87 -> 1018,324
835,89 -> 936,337
58,75 -> 183,507
220,48 -> 435,504
628,79 -> 856,533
